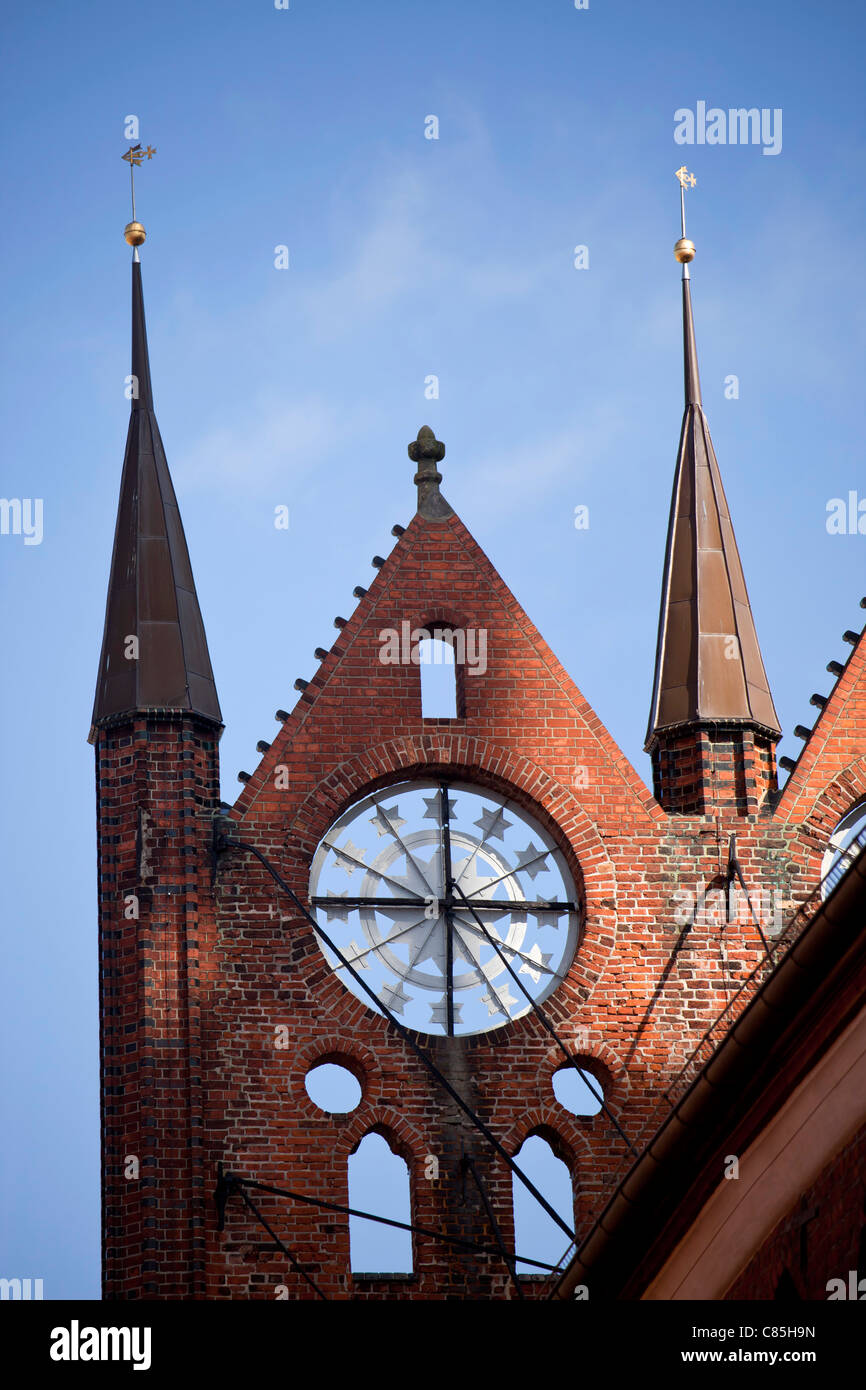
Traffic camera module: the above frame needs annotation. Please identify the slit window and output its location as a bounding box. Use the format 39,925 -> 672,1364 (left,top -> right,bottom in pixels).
419,636 -> 458,718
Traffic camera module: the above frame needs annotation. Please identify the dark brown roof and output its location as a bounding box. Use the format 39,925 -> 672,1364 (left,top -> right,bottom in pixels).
89,259 -> 221,740
645,276 -> 780,747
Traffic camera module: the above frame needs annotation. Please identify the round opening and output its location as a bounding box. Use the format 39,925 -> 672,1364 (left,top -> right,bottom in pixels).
309,778 -> 581,1037
552,1064 -> 603,1116
304,1062 -> 363,1113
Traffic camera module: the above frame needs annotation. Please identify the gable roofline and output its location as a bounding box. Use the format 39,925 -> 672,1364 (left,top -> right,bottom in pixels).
231,434 -> 662,825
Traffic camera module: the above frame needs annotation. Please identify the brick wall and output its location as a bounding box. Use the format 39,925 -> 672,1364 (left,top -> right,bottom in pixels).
200,513 -> 834,1298
94,510 -> 866,1299
652,726 -> 778,815
95,714 -> 220,1298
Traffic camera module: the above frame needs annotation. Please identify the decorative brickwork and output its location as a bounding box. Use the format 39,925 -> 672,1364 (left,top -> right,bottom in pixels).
652,724 -> 778,815
92,270 -> 866,1300
92,498 -> 866,1299
95,715 -> 220,1298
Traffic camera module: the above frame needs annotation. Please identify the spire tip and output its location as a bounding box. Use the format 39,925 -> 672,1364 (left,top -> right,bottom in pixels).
674,167 -> 697,271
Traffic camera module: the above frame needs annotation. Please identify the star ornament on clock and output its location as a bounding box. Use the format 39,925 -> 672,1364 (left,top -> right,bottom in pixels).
309,779 -> 580,1036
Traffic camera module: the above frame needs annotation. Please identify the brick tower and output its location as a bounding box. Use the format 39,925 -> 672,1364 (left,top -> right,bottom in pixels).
92,196 -> 866,1300
90,248 -> 222,1297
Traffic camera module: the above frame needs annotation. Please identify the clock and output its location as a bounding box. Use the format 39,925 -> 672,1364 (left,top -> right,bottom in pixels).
309,778 -> 580,1036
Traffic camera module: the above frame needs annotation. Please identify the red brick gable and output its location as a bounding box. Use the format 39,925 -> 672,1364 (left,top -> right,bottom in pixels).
90,255 -> 866,1302
232,507 -> 660,835
777,618 -> 866,832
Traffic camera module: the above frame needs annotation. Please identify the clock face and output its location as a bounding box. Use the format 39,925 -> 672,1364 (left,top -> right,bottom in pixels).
309,779 -> 580,1036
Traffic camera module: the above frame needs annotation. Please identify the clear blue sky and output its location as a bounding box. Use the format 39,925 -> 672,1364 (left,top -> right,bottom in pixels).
2,0 -> 865,1298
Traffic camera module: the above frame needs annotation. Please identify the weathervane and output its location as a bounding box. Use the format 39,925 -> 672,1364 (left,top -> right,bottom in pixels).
674,165 -> 697,275
122,142 -> 156,250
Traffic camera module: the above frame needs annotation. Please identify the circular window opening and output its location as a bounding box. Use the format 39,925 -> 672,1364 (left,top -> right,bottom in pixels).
304,1062 -> 363,1113
308,778 -> 581,1038
552,1063 -> 603,1116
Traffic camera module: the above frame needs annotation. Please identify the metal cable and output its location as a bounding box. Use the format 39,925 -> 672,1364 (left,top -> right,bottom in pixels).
451,882 -> 638,1156
216,834 -> 576,1244
224,1172 -> 557,1272
231,1179 -> 328,1300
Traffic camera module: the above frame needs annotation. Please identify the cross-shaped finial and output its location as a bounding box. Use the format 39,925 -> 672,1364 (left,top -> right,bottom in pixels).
121,142 -> 156,250
674,167 -> 697,272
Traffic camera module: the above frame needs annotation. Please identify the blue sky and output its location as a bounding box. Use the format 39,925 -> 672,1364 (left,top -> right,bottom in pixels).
2,0 -> 865,1298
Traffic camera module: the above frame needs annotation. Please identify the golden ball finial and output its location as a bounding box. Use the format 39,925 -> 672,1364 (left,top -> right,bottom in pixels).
674,237 -> 696,264
124,221 -> 146,247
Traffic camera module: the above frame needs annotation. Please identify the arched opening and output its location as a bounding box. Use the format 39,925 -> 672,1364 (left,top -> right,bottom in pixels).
822,801 -> 866,896
348,1131 -> 413,1275
511,1133 -> 574,1275
418,634 -> 458,718
304,1061 -> 363,1113
552,1062 -> 604,1116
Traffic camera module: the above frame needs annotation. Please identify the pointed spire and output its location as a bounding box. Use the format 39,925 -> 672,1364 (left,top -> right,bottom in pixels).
409,425 -> 453,519
646,176 -> 779,752
131,259 -> 153,410
682,277 -> 702,407
89,254 -> 221,740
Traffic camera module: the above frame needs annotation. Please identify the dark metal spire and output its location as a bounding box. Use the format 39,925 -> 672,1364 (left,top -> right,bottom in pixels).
682,276 -> 702,407
89,259 -> 221,740
646,188 -> 780,749
131,256 -> 153,410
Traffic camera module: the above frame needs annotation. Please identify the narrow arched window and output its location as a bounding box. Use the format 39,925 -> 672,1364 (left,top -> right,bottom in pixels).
511,1134 -> 574,1274
418,635 -> 458,718
348,1131 -> 413,1274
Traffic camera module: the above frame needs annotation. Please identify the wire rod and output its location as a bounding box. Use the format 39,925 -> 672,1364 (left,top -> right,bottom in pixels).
451,881 -> 638,1157
462,1155 -> 525,1299
231,1179 -> 328,1300
726,837 -> 772,959
216,833 -> 576,1244
224,1172 -> 558,1273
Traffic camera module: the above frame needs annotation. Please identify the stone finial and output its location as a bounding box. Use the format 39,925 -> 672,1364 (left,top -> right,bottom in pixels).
408,426 -> 453,520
